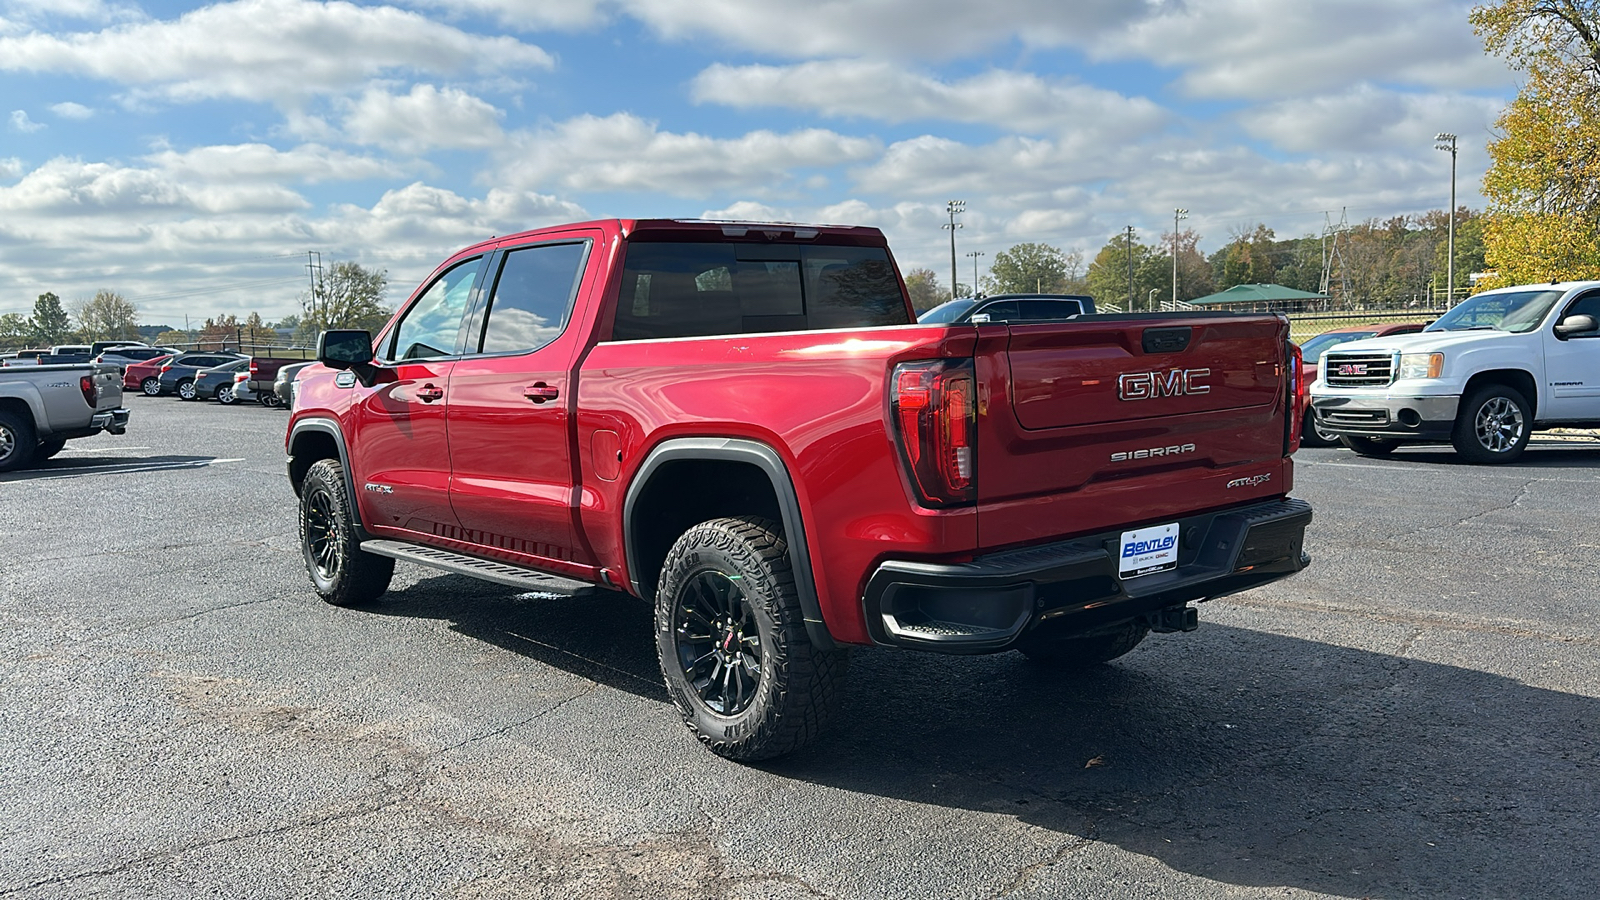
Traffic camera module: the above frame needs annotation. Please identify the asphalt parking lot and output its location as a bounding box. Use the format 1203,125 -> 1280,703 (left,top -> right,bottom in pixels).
2,398 -> 1597,899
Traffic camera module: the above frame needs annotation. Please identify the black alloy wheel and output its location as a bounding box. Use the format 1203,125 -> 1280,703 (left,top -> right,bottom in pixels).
672,570 -> 764,716
298,458 -> 393,606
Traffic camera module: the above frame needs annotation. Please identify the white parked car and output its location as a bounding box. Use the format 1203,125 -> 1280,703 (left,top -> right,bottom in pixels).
1309,281 -> 1600,463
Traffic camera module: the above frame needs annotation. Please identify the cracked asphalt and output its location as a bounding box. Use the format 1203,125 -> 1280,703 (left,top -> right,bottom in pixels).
2,400 -> 1598,899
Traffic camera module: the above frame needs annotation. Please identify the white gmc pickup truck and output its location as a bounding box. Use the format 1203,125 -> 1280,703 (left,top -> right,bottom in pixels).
1309,281 -> 1600,464
0,362 -> 129,472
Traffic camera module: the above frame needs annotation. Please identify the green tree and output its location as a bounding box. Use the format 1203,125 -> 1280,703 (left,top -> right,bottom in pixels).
295,261 -> 392,342
903,267 -> 945,312
0,313 -> 29,349
1212,224 -> 1280,289
28,292 -> 73,345
1471,0 -> 1600,285
988,242 -> 1069,294
1163,229 -> 1215,303
73,289 -> 141,341
1086,233 -> 1164,310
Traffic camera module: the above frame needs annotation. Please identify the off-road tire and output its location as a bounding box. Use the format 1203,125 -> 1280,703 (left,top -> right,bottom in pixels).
1452,384 -> 1532,465
36,437 -> 68,460
299,458 -> 394,606
1339,435 -> 1397,457
1017,620 -> 1150,669
0,409 -> 37,473
655,516 -> 847,761
176,379 -> 197,401
141,377 -> 161,396
1300,414 -> 1342,448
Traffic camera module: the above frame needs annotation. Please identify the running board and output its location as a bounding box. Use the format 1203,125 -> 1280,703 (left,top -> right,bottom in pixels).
360,540 -> 599,597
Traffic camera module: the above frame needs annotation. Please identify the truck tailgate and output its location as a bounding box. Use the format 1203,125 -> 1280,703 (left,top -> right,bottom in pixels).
975,314 -> 1292,549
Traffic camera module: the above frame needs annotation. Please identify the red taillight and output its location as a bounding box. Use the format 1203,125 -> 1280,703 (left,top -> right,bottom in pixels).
1285,343 -> 1305,455
249,361 -> 258,376
891,359 -> 977,507
160,363 -> 171,373
79,375 -> 97,407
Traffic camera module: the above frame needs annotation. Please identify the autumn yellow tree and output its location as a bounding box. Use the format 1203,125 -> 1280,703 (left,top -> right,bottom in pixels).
1472,0 -> 1600,285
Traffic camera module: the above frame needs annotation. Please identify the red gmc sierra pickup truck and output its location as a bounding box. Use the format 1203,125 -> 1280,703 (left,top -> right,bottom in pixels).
286,218 -> 1313,760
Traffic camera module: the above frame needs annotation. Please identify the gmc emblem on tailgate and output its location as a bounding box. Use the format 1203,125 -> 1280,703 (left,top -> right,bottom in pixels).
1118,368 -> 1211,401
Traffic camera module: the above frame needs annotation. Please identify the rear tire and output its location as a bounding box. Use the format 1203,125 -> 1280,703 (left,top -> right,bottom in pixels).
1017,620 -> 1150,670
655,516 -> 847,761
299,458 -> 394,606
177,379 -> 196,400
1451,384 -> 1532,464
217,384 -> 237,405
1339,435 -> 1397,457
0,410 -> 37,473
36,437 -> 68,460
141,377 -> 161,396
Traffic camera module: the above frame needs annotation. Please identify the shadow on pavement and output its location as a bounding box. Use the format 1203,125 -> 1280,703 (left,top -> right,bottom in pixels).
364,573 -> 1599,898
0,454 -> 221,482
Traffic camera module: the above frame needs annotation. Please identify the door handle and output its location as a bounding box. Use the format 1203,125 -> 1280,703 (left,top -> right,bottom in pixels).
416,384 -> 444,402
524,383 -> 560,403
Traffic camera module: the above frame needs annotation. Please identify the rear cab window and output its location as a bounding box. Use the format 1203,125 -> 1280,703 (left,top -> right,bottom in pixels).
611,241 -> 908,341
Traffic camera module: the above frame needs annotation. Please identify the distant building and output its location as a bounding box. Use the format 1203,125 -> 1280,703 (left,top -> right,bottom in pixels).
1188,284 -> 1329,313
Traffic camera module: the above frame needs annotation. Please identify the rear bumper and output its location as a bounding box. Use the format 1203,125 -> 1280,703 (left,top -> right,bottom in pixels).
91,408 -> 131,435
860,498 -> 1312,654
1309,393 -> 1458,441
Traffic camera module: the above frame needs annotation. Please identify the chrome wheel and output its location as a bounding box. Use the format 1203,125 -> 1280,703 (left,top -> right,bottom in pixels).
1474,396 -> 1525,454
141,378 -> 160,396
302,484 -> 343,582
673,570 -> 762,716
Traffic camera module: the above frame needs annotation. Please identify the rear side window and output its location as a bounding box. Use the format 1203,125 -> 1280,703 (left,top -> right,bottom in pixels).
1018,299 -> 1083,320
473,242 -> 589,354
612,241 -> 908,341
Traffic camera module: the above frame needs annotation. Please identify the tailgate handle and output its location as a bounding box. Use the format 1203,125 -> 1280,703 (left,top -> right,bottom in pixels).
1142,327 -> 1192,354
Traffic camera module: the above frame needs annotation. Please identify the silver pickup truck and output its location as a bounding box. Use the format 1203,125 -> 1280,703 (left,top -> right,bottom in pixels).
0,363 -> 130,472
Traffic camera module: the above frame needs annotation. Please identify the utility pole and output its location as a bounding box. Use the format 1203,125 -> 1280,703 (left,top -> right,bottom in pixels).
967,251 -> 985,299
943,201 -> 965,299
1435,133 -> 1457,306
1172,208 -> 1188,306
305,250 -> 324,325
1125,226 -> 1136,310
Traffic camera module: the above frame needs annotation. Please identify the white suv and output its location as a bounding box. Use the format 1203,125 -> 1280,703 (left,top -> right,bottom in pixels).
1309,281 -> 1600,463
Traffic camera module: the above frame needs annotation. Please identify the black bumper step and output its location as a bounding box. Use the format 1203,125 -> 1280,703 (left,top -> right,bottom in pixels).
360,540 -> 598,597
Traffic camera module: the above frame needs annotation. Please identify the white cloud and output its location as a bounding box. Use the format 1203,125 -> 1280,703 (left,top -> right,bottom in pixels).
10,109 -> 44,132
1,0 -> 143,27
395,0 -> 610,29
0,157 -> 23,179
144,143 -> 409,184
0,0 -> 554,106
1238,85 -> 1504,153
692,61 -> 1167,136
49,100 -> 93,118
495,113 -> 880,197
342,84 -> 505,153
0,156 -> 305,216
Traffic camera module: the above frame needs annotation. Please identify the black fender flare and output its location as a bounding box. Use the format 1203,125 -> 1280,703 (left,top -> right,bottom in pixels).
286,417 -> 372,541
624,437 -> 834,651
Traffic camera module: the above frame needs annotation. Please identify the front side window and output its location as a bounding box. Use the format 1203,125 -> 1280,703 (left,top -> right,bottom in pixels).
475,242 -> 589,354
387,257 -> 483,361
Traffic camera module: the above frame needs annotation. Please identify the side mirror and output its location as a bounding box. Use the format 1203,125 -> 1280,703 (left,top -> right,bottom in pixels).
1554,314 -> 1598,338
317,330 -> 375,369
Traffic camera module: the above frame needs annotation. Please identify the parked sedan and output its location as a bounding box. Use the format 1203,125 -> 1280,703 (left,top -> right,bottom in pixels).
125,354 -> 174,392
154,352 -> 246,398
1297,322 -> 1427,446
193,358 -> 252,403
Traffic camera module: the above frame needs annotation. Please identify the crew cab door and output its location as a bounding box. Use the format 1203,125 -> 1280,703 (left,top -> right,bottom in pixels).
445,235 -> 598,565
348,255 -> 485,535
1543,290 -> 1600,421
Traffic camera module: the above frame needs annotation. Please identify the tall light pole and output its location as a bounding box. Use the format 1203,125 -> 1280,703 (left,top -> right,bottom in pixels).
943,200 -> 965,299
1125,225 -> 1136,310
1172,208 -> 1188,306
1435,133 -> 1457,305
967,250 -> 985,299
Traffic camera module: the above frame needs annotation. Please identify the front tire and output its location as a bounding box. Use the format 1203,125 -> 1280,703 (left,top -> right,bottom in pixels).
1017,620 -> 1150,669
299,458 -> 394,606
655,516 -> 847,761
1339,435 -> 1397,457
0,410 -> 37,473
1300,414 -> 1342,448
1452,384 -> 1532,464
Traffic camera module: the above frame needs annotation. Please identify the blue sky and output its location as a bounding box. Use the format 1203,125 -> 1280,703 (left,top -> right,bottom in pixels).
1,0 -> 1516,325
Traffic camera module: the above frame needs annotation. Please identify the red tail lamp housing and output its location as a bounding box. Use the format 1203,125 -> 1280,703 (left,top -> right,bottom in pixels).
79,375 -> 97,407
891,359 -> 977,508
1285,342 -> 1305,455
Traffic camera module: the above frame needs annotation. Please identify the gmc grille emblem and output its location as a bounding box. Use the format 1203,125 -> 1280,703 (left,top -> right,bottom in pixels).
1118,368 -> 1211,401
1337,364 -> 1369,376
